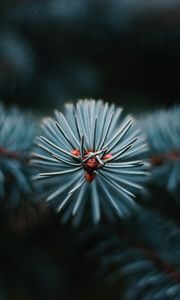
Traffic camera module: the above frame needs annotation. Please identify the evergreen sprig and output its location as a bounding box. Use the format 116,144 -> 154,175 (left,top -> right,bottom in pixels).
0,103 -> 37,208
141,106 -> 180,200
0,100 -> 179,299
86,209 -> 180,299
33,99 -> 149,224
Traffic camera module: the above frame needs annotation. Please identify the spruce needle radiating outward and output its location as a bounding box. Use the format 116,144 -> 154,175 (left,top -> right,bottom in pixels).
33,99 -> 149,224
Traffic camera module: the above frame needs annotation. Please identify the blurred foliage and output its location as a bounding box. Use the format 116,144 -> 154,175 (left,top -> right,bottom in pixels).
0,1 -> 180,300
0,0 -> 180,112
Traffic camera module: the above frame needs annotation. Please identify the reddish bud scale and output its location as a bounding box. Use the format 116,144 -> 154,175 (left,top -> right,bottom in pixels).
71,149 -> 80,157
0,147 -> 6,155
169,151 -> 180,160
71,148 -> 113,183
150,150 -> 180,167
85,172 -> 96,183
0,147 -> 24,161
103,153 -> 113,160
86,157 -> 99,172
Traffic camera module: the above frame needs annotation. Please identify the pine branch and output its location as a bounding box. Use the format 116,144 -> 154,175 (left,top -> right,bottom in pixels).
84,209 -> 180,299
33,99 -> 149,224
0,103 -> 37,209
140,106 -> 180,201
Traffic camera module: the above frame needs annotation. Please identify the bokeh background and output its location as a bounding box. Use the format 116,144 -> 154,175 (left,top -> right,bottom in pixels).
1,0 -> 180,115
0,1 -> 180,300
